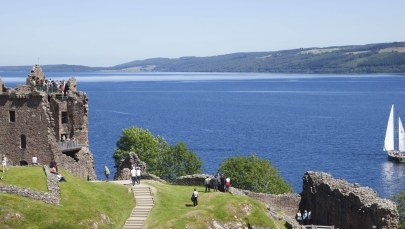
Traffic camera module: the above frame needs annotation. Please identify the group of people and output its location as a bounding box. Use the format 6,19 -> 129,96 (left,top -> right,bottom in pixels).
30,77 -> 71,96
130,165 -> 142,186
193,172 -> 231,207
204,173 -> 231,193
296,209 -> 312,225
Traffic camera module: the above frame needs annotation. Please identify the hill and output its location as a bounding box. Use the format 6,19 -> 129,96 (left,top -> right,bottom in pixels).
1,42 -> 405,73
114,42 -> 405,73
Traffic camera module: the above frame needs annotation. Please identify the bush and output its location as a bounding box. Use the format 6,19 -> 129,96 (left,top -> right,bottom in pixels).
392,191 -> 405,229
219,154 -> 292,194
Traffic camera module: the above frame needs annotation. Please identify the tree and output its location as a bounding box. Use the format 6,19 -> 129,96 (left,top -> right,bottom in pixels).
113,127 -> 160,169
155,142 -> 202,182
392,191 -> 405,229
219,154 -> 292,194
113,126 -> 202,182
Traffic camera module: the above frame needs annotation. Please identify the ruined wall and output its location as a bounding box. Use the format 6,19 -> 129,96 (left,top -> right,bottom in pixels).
300,171 -> 399,229
0,65 -> 96,180
0,92 -> 53,165
114,152 -> 147,180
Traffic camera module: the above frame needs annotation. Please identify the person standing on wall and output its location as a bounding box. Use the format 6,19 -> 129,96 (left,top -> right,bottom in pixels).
130,166 -> 137,186
135,166 -> 141,184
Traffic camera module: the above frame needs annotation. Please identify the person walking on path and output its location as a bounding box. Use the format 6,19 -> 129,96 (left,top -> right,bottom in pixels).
307,210 -> 312,225
130,166 -> 137,186
136,166 -> 141,184
104,165 -> 110,181
191,188 -> 198,207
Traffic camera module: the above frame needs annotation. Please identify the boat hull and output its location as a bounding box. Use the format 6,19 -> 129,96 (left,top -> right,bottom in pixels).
387,154 -> 405,163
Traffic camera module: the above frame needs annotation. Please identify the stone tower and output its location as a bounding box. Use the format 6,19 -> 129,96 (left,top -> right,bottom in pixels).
0,65 -> 96,180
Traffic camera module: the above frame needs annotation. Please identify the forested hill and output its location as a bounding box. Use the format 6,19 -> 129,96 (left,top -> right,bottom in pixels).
1,42 -> 405,73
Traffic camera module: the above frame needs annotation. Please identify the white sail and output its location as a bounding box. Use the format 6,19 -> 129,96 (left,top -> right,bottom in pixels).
384,105 -> 395,151
399,117 -> 405,152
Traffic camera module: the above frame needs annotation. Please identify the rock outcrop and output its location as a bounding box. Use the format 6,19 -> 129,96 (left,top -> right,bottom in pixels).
300,171 -> 399,229
114,152 -> 147,180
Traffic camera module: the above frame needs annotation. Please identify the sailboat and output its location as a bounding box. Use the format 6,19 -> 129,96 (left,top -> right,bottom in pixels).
384,104 -> 405,162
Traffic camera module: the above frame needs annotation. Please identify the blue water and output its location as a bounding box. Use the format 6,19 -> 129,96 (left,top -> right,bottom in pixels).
1,71 -> 405,198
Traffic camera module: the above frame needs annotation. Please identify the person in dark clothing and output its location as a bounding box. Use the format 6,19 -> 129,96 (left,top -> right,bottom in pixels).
213,175 -> 219,192
50,160 -> 58,172
220,173 -> 225,192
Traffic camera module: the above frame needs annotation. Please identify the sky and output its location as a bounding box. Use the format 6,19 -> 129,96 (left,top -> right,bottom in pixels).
1,0 -> 405,67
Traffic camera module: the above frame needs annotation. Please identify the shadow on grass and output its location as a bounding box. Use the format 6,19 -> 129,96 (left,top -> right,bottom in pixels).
185,204 -> 195,207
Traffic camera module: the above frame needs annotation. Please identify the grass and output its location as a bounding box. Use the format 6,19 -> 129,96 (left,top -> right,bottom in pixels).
0,167 -> 135,229
0,167 -> 286,228
145,181 -> 286,229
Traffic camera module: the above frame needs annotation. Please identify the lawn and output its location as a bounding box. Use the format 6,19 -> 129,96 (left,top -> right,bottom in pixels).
0,167 -> 135,229
145,181 -> 286,229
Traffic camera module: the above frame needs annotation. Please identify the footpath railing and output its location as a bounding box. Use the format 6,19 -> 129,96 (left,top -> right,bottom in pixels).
304,225 -> 334,229
59,140 -> 84,152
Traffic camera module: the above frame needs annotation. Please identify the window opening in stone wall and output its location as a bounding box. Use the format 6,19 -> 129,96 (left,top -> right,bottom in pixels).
61,111 -> 68,124
9,110 -> 15,122
40,114 -> 43,121
20,160 -> 28,166
20,134 -> 27,149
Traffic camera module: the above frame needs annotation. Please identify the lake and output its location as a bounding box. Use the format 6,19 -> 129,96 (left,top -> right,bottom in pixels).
1,71 -> 405,198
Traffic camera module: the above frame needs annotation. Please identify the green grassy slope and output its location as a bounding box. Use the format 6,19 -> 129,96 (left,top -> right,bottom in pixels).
0,167 -> 134,229
145,181 -> 286,229
0,167 -> 285,228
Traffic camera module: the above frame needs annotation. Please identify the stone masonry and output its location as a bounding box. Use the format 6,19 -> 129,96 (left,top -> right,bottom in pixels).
0,65 -> 96,180
300,171 -> 399,229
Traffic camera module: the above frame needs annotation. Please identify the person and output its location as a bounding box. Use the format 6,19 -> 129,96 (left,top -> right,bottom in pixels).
307,210 -> 312,224
303,210 -> 308,225
130,166 -> 137,186
1,155 -> 8,173
191,188 -> 198,207
296,210 -> 302,225
204,177 -> 211,192
220,173 -> 225,192
50,166 -> 66,182
32,156 -> 38,165
104,165 -> 110,181
50,160 -> 58,172
225,177 -> 231,192
136,166 -> 141,184
213,175 -> 219,192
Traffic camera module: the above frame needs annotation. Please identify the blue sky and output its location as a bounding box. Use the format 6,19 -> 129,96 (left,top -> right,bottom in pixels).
1,0 -> 404,66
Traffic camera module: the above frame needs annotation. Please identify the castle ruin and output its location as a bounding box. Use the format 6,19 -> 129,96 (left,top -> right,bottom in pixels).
0,65 -> 96,180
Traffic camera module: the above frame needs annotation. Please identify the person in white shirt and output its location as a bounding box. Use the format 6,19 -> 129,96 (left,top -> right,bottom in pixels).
191,188 -> 198,206
1,155 -> 8,173
32,156 -> 38,165
130,166 -> 137,186
136,167 -> 141,184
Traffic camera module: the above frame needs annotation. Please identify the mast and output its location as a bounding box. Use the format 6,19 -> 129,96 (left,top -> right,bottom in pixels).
384,104 -> 395,151
399,117 -> 405,152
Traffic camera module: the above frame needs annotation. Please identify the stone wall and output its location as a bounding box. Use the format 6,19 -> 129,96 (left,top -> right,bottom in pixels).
300,171 -> 399,229
175,174 -> 213,186
0,166 -> 60,205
